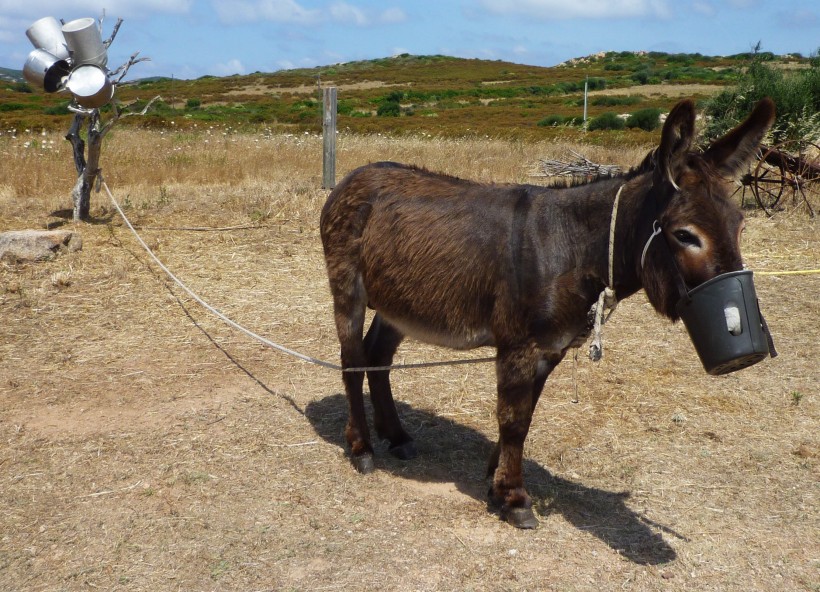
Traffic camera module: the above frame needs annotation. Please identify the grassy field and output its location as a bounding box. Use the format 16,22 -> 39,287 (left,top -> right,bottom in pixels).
0,121 -> 818,591
3,51 -> 811,138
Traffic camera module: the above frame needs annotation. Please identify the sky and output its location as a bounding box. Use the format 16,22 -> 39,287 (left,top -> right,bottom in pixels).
2,0 -> 818,80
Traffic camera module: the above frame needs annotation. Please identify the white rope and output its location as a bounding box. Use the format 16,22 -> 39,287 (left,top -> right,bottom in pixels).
588,184 -> 624,362
101,180 -> 495,373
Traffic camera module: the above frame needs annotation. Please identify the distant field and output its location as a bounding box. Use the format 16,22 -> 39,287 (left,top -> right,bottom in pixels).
3,51 -> 796,137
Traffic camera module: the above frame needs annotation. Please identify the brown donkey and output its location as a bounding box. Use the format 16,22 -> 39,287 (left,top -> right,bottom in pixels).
320,98 -> 775,528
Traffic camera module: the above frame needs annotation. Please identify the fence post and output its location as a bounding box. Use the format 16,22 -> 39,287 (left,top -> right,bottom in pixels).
322,87 -> 337,189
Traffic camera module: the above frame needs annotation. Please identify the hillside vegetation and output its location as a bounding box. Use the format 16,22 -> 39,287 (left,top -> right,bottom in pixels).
0,51 -> 812,141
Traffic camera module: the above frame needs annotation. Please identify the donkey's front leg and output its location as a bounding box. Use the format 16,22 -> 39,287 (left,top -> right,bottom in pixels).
490,343 -> 541,529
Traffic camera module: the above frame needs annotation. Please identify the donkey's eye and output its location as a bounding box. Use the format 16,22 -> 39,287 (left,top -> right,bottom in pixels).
673,229 -> 702,248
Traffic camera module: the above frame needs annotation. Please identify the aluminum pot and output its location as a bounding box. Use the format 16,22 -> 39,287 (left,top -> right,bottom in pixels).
676,270 -> 772,375
62,17 -> 108,67
66,64 -> 114,108
23,49 -> 70,93
26,16 -> 70,60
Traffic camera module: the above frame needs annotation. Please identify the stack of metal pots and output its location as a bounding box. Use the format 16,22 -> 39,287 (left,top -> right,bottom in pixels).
23,16 -> 114,109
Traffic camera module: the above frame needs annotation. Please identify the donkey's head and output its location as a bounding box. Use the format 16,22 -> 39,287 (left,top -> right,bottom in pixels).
640,97 -> 776,320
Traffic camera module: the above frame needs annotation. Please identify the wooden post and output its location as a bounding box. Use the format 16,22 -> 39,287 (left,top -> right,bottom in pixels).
322,87 -> 337,189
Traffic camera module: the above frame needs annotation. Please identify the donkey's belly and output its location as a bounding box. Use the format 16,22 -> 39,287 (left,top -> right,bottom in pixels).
379,311 -> 495,350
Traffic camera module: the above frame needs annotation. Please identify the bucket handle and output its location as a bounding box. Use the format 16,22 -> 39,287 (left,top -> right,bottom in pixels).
759,306 -> 778,358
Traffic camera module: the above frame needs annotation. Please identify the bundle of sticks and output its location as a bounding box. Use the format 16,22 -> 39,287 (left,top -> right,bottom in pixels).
532,150 -> 622,179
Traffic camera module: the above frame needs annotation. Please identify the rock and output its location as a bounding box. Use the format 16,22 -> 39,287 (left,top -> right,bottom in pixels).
0,230 -> 82,262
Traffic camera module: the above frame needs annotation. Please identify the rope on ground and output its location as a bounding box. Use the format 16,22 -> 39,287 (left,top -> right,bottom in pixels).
756,269 -> 820,276
101,179 -> 496,373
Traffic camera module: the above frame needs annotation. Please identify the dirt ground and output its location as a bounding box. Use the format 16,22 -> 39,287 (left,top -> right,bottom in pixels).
1,132 -> 818,591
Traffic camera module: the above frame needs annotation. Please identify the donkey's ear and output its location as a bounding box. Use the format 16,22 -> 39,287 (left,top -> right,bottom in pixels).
655,99 -> 697,188
703,97 -> 776,179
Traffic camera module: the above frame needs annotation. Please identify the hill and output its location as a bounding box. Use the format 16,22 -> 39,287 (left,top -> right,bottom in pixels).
0,51 -> 811,139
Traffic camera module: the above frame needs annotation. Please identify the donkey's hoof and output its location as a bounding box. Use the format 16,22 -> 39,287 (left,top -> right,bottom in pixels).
504,507 -> 539,530
389,440 -> 418,461
352,453 -> 375,474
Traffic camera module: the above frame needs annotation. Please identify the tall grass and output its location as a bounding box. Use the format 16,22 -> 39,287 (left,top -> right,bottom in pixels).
0,128 -> 653,227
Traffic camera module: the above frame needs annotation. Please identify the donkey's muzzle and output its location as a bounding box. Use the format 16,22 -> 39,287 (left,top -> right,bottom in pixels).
676,270 -> 775,375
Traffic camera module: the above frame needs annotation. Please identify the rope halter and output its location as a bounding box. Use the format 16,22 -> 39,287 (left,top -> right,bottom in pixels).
588,184 -> 624,361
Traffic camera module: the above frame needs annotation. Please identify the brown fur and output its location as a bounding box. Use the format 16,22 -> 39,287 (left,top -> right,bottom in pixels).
319,98 -> 776,527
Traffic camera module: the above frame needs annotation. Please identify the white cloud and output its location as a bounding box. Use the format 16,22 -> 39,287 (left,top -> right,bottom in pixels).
692,1 -> 716,16
379,7 -> 407,24
213,0 -> 405,27
0,0 -> 192,19
478,0 -> 671,20
213,0 -> 321,25
212,58 -> 245,75
330,2 -> 369,26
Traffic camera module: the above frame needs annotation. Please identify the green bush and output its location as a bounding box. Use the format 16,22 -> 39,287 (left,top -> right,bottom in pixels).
588,112 -> 625,131
626,108 -> 663,131
537,114 -> 565,127
185,98 -> 201,110
377,101 -> 400,117
590,96 -> 641,107
702,48 -> 820,143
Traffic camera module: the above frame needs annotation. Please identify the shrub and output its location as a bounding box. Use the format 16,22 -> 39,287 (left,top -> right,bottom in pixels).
185,98 -> 201,110
537,114 -> 565,127
702,47 -> 820,143
377,101 -> 400,117
588,112 -> 625,131
626,108 -> 663,131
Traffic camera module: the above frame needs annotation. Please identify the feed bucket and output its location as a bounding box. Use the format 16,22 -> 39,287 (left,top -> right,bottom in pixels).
676,270 -> 771,375
66,64 -> 113,108
62,17 -> 108,67
26,16 -> 70,60
23,49 -> 70,93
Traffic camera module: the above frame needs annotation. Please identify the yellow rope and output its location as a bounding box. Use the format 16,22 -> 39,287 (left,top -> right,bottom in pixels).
756,269 -> 820,276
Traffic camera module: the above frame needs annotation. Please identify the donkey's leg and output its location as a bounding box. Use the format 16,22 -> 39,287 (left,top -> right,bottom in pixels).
363,314 -> 416,460
489,342 -> 542,529
331,275 -> 375,474
487,353 -> 562,478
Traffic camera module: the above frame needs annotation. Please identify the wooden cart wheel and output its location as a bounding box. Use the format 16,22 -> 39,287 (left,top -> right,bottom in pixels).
730,170 -> 755,209
751,147 -> 786,215
789,140 -> 819,217
754,140 -> 820,217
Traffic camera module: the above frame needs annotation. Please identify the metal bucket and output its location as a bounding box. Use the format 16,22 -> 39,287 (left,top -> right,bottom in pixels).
62,17 -> 108,67
66,64 -> 114,108
23,49 -> 70,93
26,16 -> 70,60
676,270 -> 771,375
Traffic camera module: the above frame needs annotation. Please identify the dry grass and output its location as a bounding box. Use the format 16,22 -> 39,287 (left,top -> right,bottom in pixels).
0,128 -> 817,591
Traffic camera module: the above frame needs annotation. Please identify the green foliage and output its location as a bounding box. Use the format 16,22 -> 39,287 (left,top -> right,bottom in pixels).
44,102 -> 71,115
702,48 -> 820,143
185,98 -> 201,110
626,107 -> 663,131
0,103 -> 25,112
377,100 -> 401,117
588,112 -> 625,131
538,114 -> 566,127
590,96 -> 641,107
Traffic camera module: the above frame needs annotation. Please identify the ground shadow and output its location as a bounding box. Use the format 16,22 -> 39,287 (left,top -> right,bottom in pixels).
47,208 -> 116,228
306,393 -> 681,565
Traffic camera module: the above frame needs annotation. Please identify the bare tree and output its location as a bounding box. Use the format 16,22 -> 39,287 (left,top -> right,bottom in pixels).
64,17 -> 158,220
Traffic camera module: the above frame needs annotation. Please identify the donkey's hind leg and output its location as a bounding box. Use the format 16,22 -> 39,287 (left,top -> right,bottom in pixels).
364,314 -> 417,460
330,274 -> 375,474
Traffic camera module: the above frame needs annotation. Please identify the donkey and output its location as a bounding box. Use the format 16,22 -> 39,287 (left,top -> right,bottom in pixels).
320,98 -> 775,528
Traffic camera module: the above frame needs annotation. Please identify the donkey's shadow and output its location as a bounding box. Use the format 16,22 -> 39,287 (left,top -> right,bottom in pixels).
305,393 -> 681,565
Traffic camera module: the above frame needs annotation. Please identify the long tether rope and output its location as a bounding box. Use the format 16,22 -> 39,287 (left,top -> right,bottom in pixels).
101,179 -> 496,373
100,179 -> 817,372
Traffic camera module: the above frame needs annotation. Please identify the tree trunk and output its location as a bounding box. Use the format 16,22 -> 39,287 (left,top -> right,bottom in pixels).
66,112 -> 104,221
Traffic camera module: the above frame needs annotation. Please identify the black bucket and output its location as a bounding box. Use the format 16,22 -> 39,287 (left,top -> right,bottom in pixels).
676,270 -> 772,375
